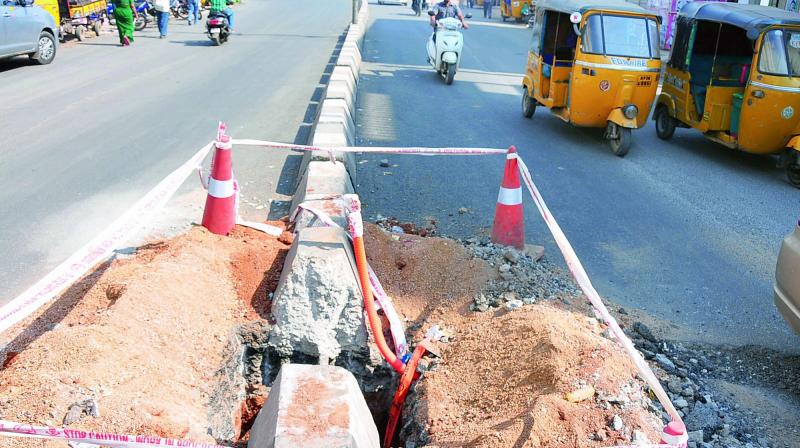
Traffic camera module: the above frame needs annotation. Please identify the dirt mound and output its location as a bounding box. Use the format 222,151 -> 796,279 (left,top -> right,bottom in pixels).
365,224 -> 662,447
0,224 -> 289,447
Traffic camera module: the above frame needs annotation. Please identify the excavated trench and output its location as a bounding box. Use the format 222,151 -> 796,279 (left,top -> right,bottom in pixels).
209,320 -> 398,444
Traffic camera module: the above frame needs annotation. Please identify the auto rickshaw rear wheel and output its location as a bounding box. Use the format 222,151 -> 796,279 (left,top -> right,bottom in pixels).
521,88 -> 536,118
787,152 -> 800,189
607,122 -> 631,157
75,25 -> 86,42
93,21 -> 102,36
654,105 -> 676,140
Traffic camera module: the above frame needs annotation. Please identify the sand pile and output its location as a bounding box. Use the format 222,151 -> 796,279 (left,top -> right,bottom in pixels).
365,224 -> 662,447
0,224 -> 290,447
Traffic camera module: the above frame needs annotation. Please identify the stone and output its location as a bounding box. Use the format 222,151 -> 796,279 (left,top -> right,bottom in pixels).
685,402 -> 721,435
655,354 -> 676,372
633,322 -> 657,343
248,364 -> 379,448
668,379 -> 683,394
688,430 -> 705,443
674,398 -> 689,409
610,415 -> 624,431
503,249 -> 521,264
523,244 -> 545,261
565,386 -> 595,403
632,429 -> 649,445
379,159 -> 390,168
504,299 -> 523,311
268,227 -> 368,363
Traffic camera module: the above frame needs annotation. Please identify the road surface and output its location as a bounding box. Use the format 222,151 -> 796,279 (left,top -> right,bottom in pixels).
355,4 -> 800,353
0,0 -> 350,307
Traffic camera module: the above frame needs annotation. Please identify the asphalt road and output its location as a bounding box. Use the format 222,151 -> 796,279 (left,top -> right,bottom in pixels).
355,4 -> 800,352
0,0 -> 349,307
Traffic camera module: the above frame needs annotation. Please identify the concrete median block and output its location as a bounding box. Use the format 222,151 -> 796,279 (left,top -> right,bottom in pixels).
318,99 -> 355,144
248,364 -> 380,448
337,53 -> 360,80
326,79 -> 356,111
312,121 -> 352,147
340,48 -> 362,72
290,159 -> 354,219
332,65 -> 357,90
267,226 -> 367,363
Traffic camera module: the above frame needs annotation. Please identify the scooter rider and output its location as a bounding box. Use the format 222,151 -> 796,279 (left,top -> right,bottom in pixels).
428,0 -> 469,33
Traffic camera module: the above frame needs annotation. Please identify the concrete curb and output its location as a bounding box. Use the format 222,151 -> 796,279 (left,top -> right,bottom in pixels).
271,0 -> 369,345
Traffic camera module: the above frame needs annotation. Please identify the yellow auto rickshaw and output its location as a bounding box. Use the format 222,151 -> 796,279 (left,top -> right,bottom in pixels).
38,0 -> 107,41
653,3 -> 800,187
500,0 -> 531,22
521,0 -> 662,156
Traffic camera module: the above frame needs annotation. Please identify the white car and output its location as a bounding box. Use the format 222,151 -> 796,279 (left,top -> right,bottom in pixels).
377,0 -> 410,5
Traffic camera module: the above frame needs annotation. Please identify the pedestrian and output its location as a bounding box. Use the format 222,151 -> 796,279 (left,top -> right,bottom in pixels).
154,0 -> 170,38
483,0 -> 493,18
112,0 -> 137,45
186,0 -> 199,24
466,0 -> 474,7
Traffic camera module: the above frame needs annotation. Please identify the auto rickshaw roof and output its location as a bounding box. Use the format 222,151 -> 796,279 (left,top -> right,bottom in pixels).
680,2 -> 800,39
537,0 -> 653,16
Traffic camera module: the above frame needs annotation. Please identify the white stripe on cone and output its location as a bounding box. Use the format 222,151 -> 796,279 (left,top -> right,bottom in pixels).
660,432 -> 688,445
207,177 -> 235,198
497,187 -> 522,206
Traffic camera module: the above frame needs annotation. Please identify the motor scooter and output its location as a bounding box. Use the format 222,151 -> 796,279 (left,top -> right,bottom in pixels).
426,15 -> 470,85
206,10 -> 230,45
133,0 -> 155,30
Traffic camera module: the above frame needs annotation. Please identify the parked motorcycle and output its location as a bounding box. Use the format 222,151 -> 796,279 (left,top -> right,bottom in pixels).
206,10 -> 230,45
171,0 -> 189,19
133,0 -> 156,30
426,15 -> 469,85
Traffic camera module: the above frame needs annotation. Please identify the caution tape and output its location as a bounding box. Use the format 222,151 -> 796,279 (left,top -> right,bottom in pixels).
514,155 -> 683,426
231,139 -> 508,156
0,141 -> 216,337
0,419 -> 229,447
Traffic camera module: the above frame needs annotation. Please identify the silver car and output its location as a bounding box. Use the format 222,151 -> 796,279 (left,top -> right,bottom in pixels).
775,220 -> 800,335
0,0 -> 58,65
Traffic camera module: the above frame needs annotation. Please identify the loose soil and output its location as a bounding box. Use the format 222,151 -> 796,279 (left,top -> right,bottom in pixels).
0,224 -> 290,447
365,225 -> 663,447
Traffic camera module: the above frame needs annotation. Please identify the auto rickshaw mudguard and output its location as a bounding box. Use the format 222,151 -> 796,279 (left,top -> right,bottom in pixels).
788,135 -> 800,152
654,92 -> 677,119
522,74 -> 534,96
607,109 -> 638,129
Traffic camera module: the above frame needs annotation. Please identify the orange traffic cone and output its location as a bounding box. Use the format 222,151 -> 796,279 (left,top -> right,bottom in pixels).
659,421 -> 688,446
201,128 -> 236,236
491,146 -> 524,249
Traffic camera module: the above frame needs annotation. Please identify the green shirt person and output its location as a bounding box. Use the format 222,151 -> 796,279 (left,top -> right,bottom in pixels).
209,0 -> 234,30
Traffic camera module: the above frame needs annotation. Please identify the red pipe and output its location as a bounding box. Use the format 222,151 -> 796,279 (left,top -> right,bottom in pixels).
353,235 -> 406,374
383,344 -> 426,448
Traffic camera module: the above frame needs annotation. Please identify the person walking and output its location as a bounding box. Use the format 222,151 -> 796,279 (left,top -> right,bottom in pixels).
112,0 -> 137,45
186,0 -> 198,24
154,0 -> 170,38
483,0 -> 493,18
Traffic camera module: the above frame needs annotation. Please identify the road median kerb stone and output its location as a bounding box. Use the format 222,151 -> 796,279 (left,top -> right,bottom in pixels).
318,98 -> 356,144
248,364 -> 379,448
268,226 -> 367,363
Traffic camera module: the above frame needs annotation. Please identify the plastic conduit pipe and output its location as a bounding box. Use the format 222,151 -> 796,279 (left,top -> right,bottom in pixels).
383,344 -> 426,448
350,212 -> 406,375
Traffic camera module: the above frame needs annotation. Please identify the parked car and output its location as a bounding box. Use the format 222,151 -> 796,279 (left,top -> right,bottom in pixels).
0,0 -> 58,65
775,220 -> 800,335
377,0 -> 409,5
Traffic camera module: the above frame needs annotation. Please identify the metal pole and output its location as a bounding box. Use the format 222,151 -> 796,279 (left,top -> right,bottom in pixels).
352,0 -> 359,24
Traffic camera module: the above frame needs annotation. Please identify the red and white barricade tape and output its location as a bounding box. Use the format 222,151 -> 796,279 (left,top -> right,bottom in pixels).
514,155 -> 683,426
0,419 -> 229,447
231,139 -> 508,156
0,142 -> 216,337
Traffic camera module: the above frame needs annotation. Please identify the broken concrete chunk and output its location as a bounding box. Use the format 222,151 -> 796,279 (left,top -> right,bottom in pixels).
268,227 -> 367,363
523,244 -> 545,261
